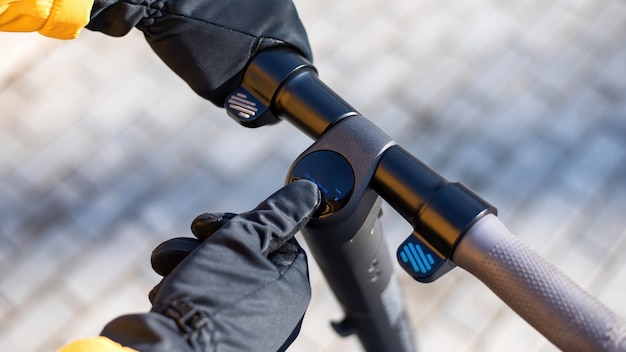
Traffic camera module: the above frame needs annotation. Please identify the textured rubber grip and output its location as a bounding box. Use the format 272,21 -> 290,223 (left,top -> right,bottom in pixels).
453,214 -> 626,351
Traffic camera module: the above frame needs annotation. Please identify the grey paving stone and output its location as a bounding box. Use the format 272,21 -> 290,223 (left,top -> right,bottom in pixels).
137,169 -> 223,236
598,241 -> 626,318
477,310 -> 554,352
57,274 -> 153,349
0,292 -> 74,352
560,133 -> 624,197
61,221 -> 153,304
0,227 -> 82,306
15,126 -> 92,190
72,171 -> 158,237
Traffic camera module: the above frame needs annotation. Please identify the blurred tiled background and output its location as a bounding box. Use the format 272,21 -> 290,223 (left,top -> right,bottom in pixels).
1,0 -> 625,351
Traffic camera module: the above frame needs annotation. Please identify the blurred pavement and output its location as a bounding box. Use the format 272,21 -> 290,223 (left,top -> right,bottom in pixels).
1,0 -> 625,351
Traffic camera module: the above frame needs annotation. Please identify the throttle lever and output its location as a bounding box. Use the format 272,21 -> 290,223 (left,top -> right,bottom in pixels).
225,87 -> 277,127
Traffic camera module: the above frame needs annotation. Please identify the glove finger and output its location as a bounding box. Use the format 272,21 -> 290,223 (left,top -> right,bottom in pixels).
148,280 -> 164,305
191,212 -> 237,241
150,237 -> 200,276
235,179 -> 320,257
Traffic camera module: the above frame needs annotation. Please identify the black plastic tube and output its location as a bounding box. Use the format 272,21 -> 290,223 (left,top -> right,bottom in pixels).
373,145 -> 496,257
241,47 -> 359,139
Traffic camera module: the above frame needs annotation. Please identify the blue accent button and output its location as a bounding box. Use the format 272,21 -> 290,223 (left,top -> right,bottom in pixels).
399,242 -> 435,274
397,232 -> 455,283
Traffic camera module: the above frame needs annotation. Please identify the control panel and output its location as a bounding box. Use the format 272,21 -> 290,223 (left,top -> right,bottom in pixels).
288,150 -> 355,218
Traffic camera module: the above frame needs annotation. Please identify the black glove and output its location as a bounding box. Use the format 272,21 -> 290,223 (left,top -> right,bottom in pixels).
101,180 -> 321,351
86,0 -> 312,106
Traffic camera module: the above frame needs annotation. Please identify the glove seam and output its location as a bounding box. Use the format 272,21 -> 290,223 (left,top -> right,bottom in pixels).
209,250 -> 308,318
123,0 -> 283,43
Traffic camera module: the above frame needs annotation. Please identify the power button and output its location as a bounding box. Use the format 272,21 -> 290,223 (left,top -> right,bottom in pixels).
289,150 -> 355,218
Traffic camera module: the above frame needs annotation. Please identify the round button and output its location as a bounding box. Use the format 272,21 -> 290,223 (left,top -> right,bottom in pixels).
289,150 -> 355,218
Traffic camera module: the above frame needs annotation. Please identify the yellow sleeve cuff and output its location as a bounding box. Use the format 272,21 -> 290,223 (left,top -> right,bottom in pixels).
58,337 -> 138,352
0,0 -> 94,39
39,0 -> 94,39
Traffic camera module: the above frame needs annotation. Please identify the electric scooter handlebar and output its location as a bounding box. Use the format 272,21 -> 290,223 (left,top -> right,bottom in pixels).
455,214 -> 626,351
225,47 -> 626,351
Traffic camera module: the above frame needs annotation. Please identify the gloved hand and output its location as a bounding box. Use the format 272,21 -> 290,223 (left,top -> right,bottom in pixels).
86,0 -> 312,106
101,180 -> 321,351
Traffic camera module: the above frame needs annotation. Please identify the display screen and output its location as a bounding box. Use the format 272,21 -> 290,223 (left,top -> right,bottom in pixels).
289,150 -> 355,218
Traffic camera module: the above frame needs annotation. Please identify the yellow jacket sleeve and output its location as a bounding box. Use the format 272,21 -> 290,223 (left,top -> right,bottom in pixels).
58,337 -> 138,352
0,0 -> 94,39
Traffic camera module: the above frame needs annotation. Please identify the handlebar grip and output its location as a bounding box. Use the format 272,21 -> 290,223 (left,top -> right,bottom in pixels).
454,214 -> 626,351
